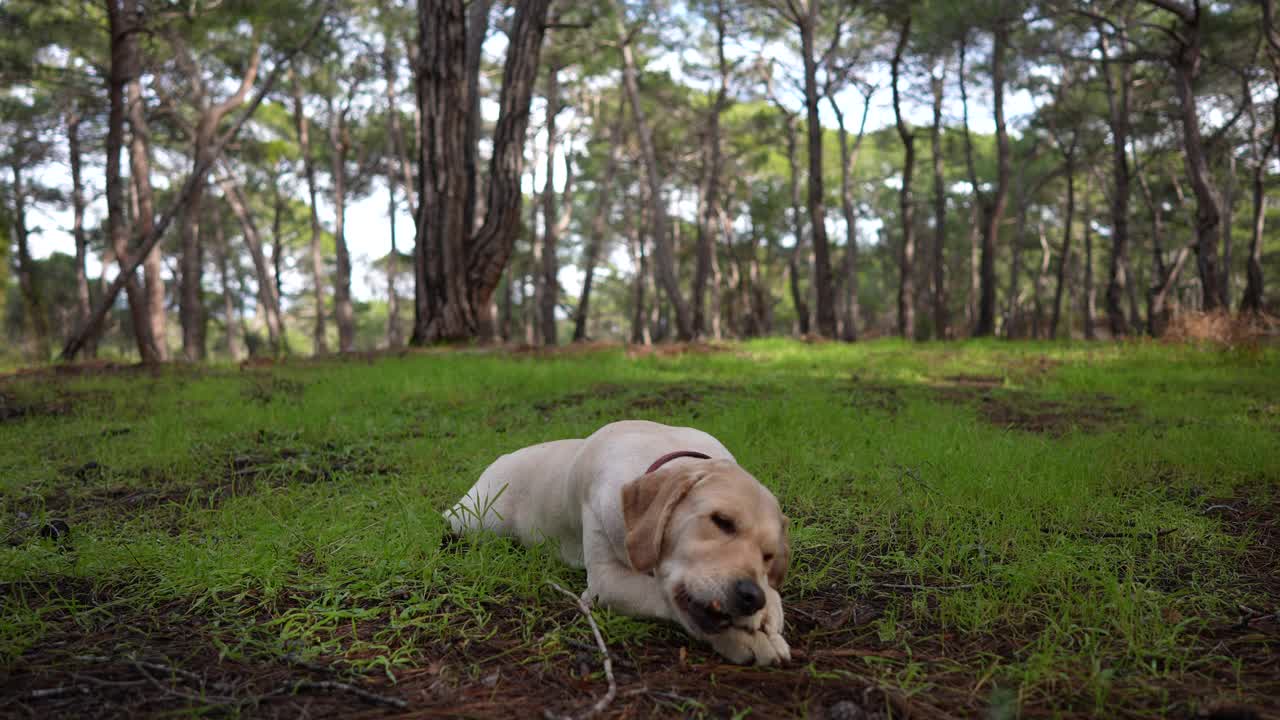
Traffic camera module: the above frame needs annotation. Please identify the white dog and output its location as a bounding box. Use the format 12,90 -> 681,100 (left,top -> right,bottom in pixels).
446,420 -> 791,665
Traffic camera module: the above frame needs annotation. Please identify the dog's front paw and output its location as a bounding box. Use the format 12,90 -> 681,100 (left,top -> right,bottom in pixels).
707,626 -> 789,665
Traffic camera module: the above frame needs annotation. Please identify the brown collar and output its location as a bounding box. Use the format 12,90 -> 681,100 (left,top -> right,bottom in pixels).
645,450 -> 712,474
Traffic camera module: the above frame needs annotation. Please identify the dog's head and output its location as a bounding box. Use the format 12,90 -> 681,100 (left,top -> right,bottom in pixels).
622,459 -> 789,636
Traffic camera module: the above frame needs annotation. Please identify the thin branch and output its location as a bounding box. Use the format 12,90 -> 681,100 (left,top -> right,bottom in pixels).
288,680 -> 407,708
546,581 -> 616,720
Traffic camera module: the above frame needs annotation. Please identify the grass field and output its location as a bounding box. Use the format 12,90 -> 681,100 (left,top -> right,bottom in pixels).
1,340 -> 1277,719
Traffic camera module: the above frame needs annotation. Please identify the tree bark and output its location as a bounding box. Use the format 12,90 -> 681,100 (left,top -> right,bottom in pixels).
462,0 -> 492,240
102,0 -> 161,363
627,203 -> 650,345
387,173 -> 404,349
1141,0 -> 1226,310
9,162 -> 51,360
173,36 -> 261,361
539,66 -> 563,346
616,12 -> 693,340
270,179 -> 288,353
68,111 -> 97,358
216,220 -> 240,360
414,0 -> 552,343
1097,25 -> 1133,336
1033,223 -> 1051,338
783,112 -> 811,335
574,112 -> 624,342
929,63 -> 948,340
216,169 -> 284,353
126,71 -> 167,360
891,18 -> 916,340
1240,108 -> 1274,313
1082,178 -> 1096,340
975,23 -> 1010,337
1244,0 -> 1280,310
327,97 -> 356,353
830,88 -> 870,342
291,69 -> 328,355
1051,156 -> 1075,339
797,2 -> 837,337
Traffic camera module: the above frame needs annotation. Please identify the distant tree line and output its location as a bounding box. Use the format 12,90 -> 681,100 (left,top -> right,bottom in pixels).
1,0 -> 1276,363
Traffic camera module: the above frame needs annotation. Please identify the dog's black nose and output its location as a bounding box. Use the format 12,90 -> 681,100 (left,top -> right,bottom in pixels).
732,579 -> 765,615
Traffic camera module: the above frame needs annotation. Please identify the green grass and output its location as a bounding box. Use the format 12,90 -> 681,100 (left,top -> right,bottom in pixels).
1,339 -> 1277,718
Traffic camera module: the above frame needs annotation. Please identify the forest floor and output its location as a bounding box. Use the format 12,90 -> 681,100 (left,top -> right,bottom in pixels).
1,339 -> 1277,719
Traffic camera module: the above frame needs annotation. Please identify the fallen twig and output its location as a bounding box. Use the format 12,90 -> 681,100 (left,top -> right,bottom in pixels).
1039,527 -> 1176,539
289,680 -> 407,709
879,582 -> 978,591
546,580 -> 617,720
73,654 -> 236,695
27,685 -> 88,700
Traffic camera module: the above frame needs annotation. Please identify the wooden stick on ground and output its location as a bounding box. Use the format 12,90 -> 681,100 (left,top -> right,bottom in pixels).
547,581 -> 617,720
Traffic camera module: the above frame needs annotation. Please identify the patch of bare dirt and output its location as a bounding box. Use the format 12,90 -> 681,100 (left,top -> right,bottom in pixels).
531,384 -> 629,415
933,386 -> 1130,436
7,435 -> 394,537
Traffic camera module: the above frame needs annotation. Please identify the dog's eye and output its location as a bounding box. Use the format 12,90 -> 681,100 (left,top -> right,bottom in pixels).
763,553 -> 775,563
710,512 -> 736,534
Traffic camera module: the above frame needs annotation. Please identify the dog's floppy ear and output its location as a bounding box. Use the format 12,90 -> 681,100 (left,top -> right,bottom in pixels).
622,466 -> 704,573
768,514 -> 791,589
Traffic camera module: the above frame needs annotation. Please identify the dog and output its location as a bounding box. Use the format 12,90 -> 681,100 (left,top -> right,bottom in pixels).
446,420 -> 791,665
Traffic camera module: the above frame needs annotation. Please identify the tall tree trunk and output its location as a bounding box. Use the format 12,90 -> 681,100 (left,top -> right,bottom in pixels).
126,72 -> 167,360
1159,3 -> 1226,310
174,39 -> 260,361
498,264 -> 513,342
1033,223 -> 1051,338
1006,185 -> 1029,337
783,113 -> 811,335
539,67 -> 562,346
216,221 -> 240,360
68,111 -> 97,358
1240,119 -> 1273,313
628,203 -> 650,345
1098,25 -> 1134,335
103,0 -> 161,363
462,0 -> 492,240
270,179 -> 289,353
797,4 -> 836,337
415,0 -> 551,343
291,70 -> 328,355
891,18 -> 916,340
1051,157 -> 1075,339
616,13 -> 692,340
930,63 -> 948,340
387,176 -> 404,349
830,91 -> 870,342
327,99 -> 355,353
574,112 -> 623,342
975,23 -> 1010,337
1244,0 -> 1280,311
1222,152 -> 1236,304
9,162 -> 51,360
216,170 -> 284,353
1135,156 -> 1167,334
693,129 -> 716,338
1083,179 -> 1096,340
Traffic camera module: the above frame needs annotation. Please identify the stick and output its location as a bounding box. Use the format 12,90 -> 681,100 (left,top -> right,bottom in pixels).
289,680 -> 408,709
546,581 -> 617,720
879,582 -> 978,591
